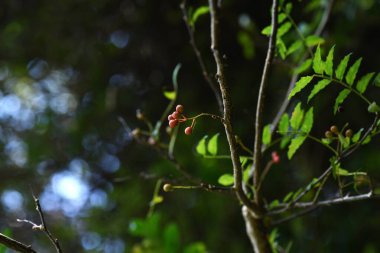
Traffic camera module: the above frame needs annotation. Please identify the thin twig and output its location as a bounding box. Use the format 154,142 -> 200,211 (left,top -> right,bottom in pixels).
270,0 -> 334,135
180,0 -> 224,114
271,206 -> 319,226
253,0 -> 278,203
32,194 -> 63,253
208,0 -> 262,217
0,233 -> 37,253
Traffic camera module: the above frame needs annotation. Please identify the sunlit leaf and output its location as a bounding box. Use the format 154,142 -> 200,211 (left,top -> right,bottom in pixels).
190,6 -> 209,27
283,192 -> 294,203
368,102 -> 380,113
290,102 -> 304,130
287,40 -> 302,55
163,91 -> 176,100
338,134 -> 350,148
305,35 -> 325,47
334,89 -> 350,114
278,113 -> 289,134
325,45 -> 335,77
277,38 -> 287,59
313,45 -> 324,74
218,174 -> 234,186
207,133 -> 219,156
352,128 -> 364,143
278,13 -> 287,23
295,59 -> 312,74
300,107 -> 314,133
288,76 -> 313,99
196,136 -> 208,155
335,53 -> 351,81
262,124 -> 272,145
356,72 -> 375,94
374,73 -> 380,87
277,22 -> 292,37
308,79 -> 331,102
345,57 -> 362,86
261,25 -> 271,36
184,242 -> 207,253
269,199 -> 280,209
288,135 -> 306,159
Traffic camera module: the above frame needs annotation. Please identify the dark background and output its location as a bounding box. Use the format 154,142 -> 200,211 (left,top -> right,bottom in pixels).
0,0 -> 379,252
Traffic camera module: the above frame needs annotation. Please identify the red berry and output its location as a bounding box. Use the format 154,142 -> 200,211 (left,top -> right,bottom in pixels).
172,111 -> 179,119
176,104 -> 184,113
271,151 -> 280,164
168,115 -> 174,121
169,119 -> 178,128
184,126 -> 193,135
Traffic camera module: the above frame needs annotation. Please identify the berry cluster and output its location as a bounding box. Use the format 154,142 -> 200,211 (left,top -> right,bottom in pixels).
168,105 -> 194,135
325,125 -> 353,139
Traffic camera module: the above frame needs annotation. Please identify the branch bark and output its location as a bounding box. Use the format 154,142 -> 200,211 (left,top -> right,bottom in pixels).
0,233 -> 37,253
208,0 -> 262,217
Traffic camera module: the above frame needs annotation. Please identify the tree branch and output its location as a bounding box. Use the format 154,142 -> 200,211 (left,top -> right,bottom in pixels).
0,233 -> 37,253
208,0 -> 262,217
180,0 -> 224,114
253,0 -> 278,203
33,195 -> 63,253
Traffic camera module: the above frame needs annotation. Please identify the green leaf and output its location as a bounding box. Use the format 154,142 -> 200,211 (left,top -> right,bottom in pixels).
308,79 -> 331,102
288,76 -> 313,99
278,13 -> 287,23
207,133 -> 219,155
313,45 -> 324,74
277,22 -> 292,37
335,53 -> 351,81
325,45 -> 335,76
374,73 -> 380,87
305,35 -> 325,47
262,124 -> 272,145
190,6 -> 209,27
368,102 -> 380,113
334,89 -> 350,114
288,135 -> 306,159
352,128 -> 364,143
287,40 -> 303,55
196,136 -> 208,155
283,192 -> 294,203
295,59 -> 312,74
285,3 -> 293,14
129,213 -> 161,237
163,91 -> 176,100
184,242 -> 207,253
269,199 -> 280,209
261,25 -> 271,36
338,134 -> 350,148
300,107 -> 314,133
280,135 -> 292,149
218,174 -> 234,186
290,102 -> 304,130
356,72 -> 375,94
164,223 -> 180,253
277,38 -> 287,59
345,57 -> 362,86
151,195 -> 163,205
278,113 -> 289,134
237,31 -> 255,59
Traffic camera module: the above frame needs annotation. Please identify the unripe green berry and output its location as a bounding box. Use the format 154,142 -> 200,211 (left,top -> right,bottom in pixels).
176,104 -> 184,113
163,184 -> 173,192
325,131 -> 333,139
345,129 -> 353,138
330,125 -> 339,134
